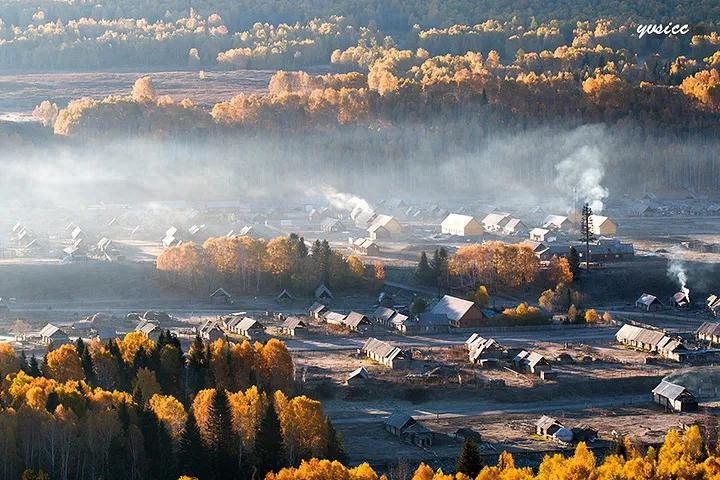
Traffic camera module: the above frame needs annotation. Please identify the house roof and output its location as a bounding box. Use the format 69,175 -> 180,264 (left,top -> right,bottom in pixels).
697,322 -> 720,337
417,312 -> 449,326
137,322 -> 159,336
315,284 -> 333,299
430,295 -> 479,322
224,316 -> 244,329
589,215 -> 614,227
384,412 -> 415,431
282,316 -> 306,330
370,214 -> 399,230
324,311 -> 347,324
200,318 -> 223,333
363,337 -> 403,361
543,215 -> 571,228
441,214 -> 479,230
237,317 -> 264,332
373,306 -> 396,322
347,367 -> 369,381
344,311 -> 370,328
537,415 -> 562,430
530,227 -> 550,236
309,302 -> 327,315
636,293 -> 661,306
277,288 -> 294,300
39,323 -> 64,338
526,352 -> 547,368
616,324 -> 669,347
482,213 -> 511,227
210,287 -> 232,298
653,380 -> 694,402
504,218 -> 525,231
390,313 -> 410,326
321,217 -> 343,228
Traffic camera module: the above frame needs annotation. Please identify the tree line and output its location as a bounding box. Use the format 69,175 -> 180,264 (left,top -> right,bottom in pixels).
156,233 -> 384,295
0,334 -> 344,480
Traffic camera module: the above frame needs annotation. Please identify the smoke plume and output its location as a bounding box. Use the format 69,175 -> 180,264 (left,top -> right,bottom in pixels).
554,145 -> 609,212
667,257 -> 690,295
314,186 -> 373,214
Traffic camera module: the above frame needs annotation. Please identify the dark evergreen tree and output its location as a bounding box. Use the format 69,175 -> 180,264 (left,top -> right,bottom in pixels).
81,348 -> 97,386
409,296 -> 428,316
45,391 -> 60,414
75,337 -> 86,357
456,439 -> 483,478
140,409 -> 176,480
324,417 -> 346,463
28,355 -> 41,377
255,402 -> 285,478
187,335 -> 207,397
430,247 -> 449,286
19,350 -> 28,374
580,202 -> 595,272
178,410 -> 208,479
206,389 -> 239,480
414,251 -> 434,286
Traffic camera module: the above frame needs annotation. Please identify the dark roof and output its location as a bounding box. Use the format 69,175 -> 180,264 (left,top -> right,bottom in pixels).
384,412 -> 415,431
697,322 -> 720,337
373,306 -> 396,322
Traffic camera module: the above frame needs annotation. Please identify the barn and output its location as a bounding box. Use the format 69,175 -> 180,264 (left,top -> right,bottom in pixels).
652,380 -> 698,412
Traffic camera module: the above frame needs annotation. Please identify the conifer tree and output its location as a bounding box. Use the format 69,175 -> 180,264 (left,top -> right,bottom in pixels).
255,402 -> 285,477
178,410 -> 207,479
414,251 -> 434,285
456,439 -> 483,478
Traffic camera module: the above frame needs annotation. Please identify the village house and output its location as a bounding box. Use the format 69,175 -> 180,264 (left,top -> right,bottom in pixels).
324,311 -> 347,326
513,350 -> 551,374
440,214 -> 483,236
353,210 -> 378,229
199,319 -> 224,342
696,322 -> 720,346
276,289 -> 295,302
39,323 -> 71,346
467,336 -> 504,363
314,284 -> 334,302
345,366 -> 370,386
481,212 -> 512,232
430,295 -> 485,329
135,320 -> 161,342
373,306 -> 397,326
706,295 -> 720,317
635,293 -> 663,311
652,380 -> 698,412
543,215 -> 574,232
384,413 -> 433,447
502,218 -> 527,236
536,416 -> 573,443
362,337 -> 411,369
672,290 -> 691,308
236,317 -> 267,340
210,287 -> 233,305
351,238 -> 380,256
368,214 -> 402,235
589,215 -> 618,237
280,316 -> 307,337
320,218 -> 344,233
343,311 -> 373,333
529,228 -> 552,242
308,302 -> 328,319
403,313 -> 450,335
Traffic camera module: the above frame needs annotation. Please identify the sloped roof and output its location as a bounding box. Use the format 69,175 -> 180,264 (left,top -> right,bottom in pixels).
616,324 -> 669,347
430,295 -> 478,322
347,367 -> 370,381
636,293 -> 661,306
210,287 -> 232,298
281,316 -> 306,330
321,217 -> 343,228
309,302 -> 327,315
504,218 -> 526,231
390,313 -> 410,326
315,284 -> 334,299
537,415 -> 562,430
324,312 -> 347,324
526,352 -> 547,368
653,380 -> 694,402
373,306 -> 396,322
344,311 -> 370,328
697,322 -> 720,337
482,212 -> 511,227
237,317 -> 264,332
441,213 -> 479,230
362,337 -> 402,360
39,323 -> 63,338
543,215 -> 571,228
137,322 -> 159,336
384,412 -> 415,431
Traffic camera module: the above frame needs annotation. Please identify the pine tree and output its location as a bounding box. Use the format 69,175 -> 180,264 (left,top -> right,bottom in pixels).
580,203 -> 595,272
45,391 -> 60,413
456,439 -> 483,478
28,355 -> 41,377
81,348 -> 97,386
324,417 -> 346,463
187,335 -> 208,396
414,251 -> 434,286
255,402 -> 285,478
206,389 -> 239,480
409,297 -> 427,316
430,248 -> 449,286
178,410 -> 208,479
140,409 -> 177,480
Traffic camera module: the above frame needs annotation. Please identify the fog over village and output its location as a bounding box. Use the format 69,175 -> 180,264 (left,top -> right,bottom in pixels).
1,1 -> 720,479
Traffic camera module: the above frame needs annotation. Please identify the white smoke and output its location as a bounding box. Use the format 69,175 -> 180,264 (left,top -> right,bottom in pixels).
314,186 -> 373,214
667,257 -> 690,296
554,145 -> 609,212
